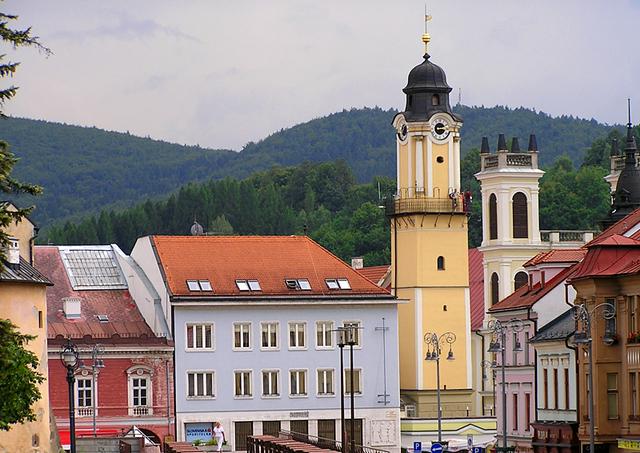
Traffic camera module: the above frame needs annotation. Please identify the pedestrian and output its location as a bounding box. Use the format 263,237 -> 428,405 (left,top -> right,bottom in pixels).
214,421 -> 225,452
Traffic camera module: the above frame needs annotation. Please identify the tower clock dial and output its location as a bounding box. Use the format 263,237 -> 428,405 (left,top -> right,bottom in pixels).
397,123 -> 408,142
430,118 -> 450,140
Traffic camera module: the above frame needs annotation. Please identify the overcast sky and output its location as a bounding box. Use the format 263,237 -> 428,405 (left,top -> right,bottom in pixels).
5,1 -> 640,150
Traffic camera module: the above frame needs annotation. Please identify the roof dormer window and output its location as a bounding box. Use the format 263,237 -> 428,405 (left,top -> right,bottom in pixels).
236,279 -> 262,291
337,278 -> 351,290
326,278 -> 351,290
186,280 -> 213,291
325,279 -> 339,290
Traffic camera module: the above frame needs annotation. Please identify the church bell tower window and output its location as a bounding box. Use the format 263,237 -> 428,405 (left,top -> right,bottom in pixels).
431,94 -> 440,106
491,273 -> 500,305
512,192 -> 529,238
489,194 -> 498,240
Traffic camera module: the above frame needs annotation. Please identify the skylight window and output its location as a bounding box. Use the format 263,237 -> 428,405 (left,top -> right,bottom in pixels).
337,278 -> 351,290
236,279 -> 262,291
199,280 -> 213,291
325,279 -> 339,290
284,279 -> 312,290
248,280 -> 261,291
97,314 -> 109,323
186,280 -> 213,291
236,280 -> 250,291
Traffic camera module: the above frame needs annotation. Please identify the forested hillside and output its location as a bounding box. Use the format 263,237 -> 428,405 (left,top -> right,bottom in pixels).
2,105 -> 614,226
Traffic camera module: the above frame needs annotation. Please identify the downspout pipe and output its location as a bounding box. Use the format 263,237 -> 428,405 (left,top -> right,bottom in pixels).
526,306 -> 539,426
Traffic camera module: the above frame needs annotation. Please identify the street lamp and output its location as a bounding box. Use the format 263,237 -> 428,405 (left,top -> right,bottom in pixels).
487,319 -> 524,453
573,302 -> 616,453
424,331 -> 456,443
336,325 -> 359,453
480,360 -> 496,416
90,344 -> 105,438
60,338 -> 79,453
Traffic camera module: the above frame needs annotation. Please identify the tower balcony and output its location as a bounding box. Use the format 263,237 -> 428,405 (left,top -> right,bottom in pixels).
480,152 -> 538,172
385,189 -> 469,216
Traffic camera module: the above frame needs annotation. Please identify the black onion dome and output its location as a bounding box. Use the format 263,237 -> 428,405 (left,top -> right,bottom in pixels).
605,125 -> 640,227
401,53 -> 460,123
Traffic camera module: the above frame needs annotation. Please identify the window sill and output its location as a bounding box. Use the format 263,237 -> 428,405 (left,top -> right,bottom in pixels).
233,395 -> 253,400
185,348 -> 216,353
187,396 -> 216,400
261,395 -> 280,399
289,394 -> 309,398
317,393 -> 336,398
232,348 -> 253,352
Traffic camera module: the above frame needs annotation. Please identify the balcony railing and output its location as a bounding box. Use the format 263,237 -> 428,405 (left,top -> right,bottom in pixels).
481,152 -> 538,171
385,193 -> 467,216
54,405 -> 168,418
131,405 -> 153,416
540,230 -> 596,244
77,407 -> 94,417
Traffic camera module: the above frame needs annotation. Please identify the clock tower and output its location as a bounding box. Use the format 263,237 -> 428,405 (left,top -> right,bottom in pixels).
389,27 -> 473,417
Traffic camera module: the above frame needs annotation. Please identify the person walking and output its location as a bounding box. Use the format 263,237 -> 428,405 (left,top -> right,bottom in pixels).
213,421 -> 225,452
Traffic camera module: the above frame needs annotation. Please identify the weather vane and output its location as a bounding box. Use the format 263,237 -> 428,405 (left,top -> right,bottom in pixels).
423,4 -> 432,54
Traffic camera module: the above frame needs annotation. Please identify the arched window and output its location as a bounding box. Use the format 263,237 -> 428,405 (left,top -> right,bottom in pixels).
431,94 -> 440,106
489,194 -> 498,240
514,271 -> 528,290
126,366 -> 154,416
437,256 -> 445,270
491,273 -> 499,305
512,192 -> 528,238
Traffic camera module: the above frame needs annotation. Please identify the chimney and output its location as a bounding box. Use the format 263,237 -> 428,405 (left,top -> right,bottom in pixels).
540,271 -> 546,289
480,137 -> 490,154
528,134 -> 538,152
63,297 -> 82,320
511,137 -> 520,153
528,274 -> 533,291
497,134 -> 507,151
7,237 -> 20,269
351,257 -> 364,270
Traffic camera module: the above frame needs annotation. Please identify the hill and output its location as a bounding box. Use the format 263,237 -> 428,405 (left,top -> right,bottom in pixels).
1,105 -> 615,226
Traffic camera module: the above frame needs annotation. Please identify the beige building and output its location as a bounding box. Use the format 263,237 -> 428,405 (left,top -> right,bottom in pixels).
0,202 -> 54,453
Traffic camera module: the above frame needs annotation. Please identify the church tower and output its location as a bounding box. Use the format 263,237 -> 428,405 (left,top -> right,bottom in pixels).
475,134 -> 546,314
389,24 -> 474,416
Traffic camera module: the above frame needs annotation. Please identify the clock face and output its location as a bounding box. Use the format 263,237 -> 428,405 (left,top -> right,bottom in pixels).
397,124 -> 408,142
431,119 -> 450,140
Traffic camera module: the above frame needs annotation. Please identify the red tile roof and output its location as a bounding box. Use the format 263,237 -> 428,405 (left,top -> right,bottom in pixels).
468,248 -> 485,330
570,234 -> 640,280
150,236 -> 392,299
488,264 -> 579,313
523,249 -> 586,267
35,246 -> 157,340
356,265 -> 389,285
585,206 -> 640,245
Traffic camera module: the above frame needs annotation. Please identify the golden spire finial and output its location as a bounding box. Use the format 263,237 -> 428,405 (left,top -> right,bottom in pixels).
423,5 -> 432,54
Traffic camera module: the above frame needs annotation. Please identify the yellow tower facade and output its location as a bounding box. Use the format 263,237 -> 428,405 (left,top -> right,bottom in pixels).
389,32 -> 473,417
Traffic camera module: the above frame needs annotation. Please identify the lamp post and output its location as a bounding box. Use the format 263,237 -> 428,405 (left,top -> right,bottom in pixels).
337,327 -> 347,453
61,338 -> 80,453
487,319 -> 524,453
480,360 -> 496,416
424,331 -> 456,443
573,302 -> 616,453
90,344 -> 105,438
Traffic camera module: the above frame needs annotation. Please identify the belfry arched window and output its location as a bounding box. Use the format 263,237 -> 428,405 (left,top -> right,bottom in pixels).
437,256 -> 445,270
512,192 -> 528,238
491,273 -> 500,305
489,194 -> 498,240
431,94 -> 440,106
514,271 -> 528,290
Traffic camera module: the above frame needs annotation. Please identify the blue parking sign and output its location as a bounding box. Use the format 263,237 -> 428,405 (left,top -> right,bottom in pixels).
472,448 -> 484,453
414,442 -> 422,452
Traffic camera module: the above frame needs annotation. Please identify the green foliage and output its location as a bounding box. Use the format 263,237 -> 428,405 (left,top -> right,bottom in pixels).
4,106 -> 616,229
582,125 -> 640,169
0,9 -> 48,265
45,161 -> 395,266
0,319 -> 45,431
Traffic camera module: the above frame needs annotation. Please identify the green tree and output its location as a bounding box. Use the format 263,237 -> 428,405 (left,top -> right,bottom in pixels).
0,319 -> 44,430
0,11 -> 50,263
209,214 -> 234,235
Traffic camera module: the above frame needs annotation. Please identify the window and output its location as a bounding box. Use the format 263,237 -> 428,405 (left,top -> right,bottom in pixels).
431,94 -> 440,106
631,372 -> 638,417
512,192 -> 528,238
512,332 -> 519,365
605,298 -> 617,338
38,310 -> 43,329
187,371 -> 215,398
77,378 -> 93,414
437,256 -> 445,270
316,321 -> 333,348
262,370 -> 279,397
234,370 -> 252,398
263,421 -> 281,437
344,368 -> 362,395
489,194 -> 498,240
514,271 -> 528,290
326,279 -> 339,289
289,370 -> 307,396
317,369 -> 335,396
630,296 -> 638,334
337,278 -> 351,290
607,373 -> 619,419
186,279 -> 212,291
524,393 -> 531,431
261,322 -> 278,349
127,366 -> 153,416
234,322 -> 251,349
543,368 -> 549,409
343,321 -> 362,347
513,393 -> 519,431
318,420 -> 336,440
491,273 -> 499,305
289,322 -> 306,349
236,279 -> 261,291
564,368 -> 570,410
552,368 -> 559,409
285,278 -> 312,290
186,323 -> 213,350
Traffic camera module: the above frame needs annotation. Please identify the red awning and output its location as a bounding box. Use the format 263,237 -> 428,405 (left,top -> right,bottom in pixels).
58,428 -> 122,445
